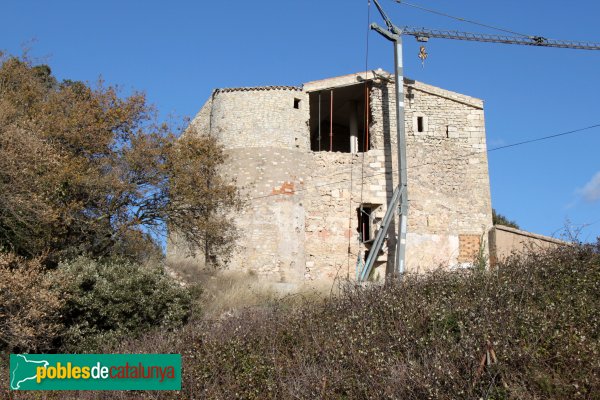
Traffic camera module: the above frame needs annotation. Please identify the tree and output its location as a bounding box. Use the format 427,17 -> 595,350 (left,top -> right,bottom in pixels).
492,208 -> 520,229
0,55 -> 241,265
166,134 -> 241,267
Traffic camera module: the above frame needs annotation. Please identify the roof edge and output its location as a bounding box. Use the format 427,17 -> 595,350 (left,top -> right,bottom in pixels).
214,86 -> 302,94
408,80 -> 483,109
303,69 -> 483,109
210,70 -> 484,109
494,224 -> 570,245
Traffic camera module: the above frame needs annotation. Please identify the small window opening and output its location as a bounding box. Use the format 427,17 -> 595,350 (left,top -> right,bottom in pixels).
417,116 -> 424,132
358,206 -> 373,242
293,98 -> 301,109
357,204 -> 380,243
309,83 -> 372,153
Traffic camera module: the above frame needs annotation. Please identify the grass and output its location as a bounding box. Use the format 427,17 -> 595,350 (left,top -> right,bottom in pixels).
167,259 -> 332,319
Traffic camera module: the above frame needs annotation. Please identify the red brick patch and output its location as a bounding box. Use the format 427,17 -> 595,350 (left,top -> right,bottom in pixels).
458,234 -> 481,262
272,181 -> 295,195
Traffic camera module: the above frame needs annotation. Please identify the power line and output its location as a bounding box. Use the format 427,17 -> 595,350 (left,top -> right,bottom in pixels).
238,120 -> 600,191
246,122 -> 600,202
488,123 -> 600,152
409,122 -> 600,170
393,0 -> 531,38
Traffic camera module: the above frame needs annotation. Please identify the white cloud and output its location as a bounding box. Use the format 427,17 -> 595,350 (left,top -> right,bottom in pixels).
581,171 -> 600,203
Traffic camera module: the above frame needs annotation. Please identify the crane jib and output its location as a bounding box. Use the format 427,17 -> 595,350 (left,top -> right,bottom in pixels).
400,26 -> 600,51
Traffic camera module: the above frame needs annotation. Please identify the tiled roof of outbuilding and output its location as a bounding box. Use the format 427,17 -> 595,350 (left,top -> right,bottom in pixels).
215,86 -> 302,94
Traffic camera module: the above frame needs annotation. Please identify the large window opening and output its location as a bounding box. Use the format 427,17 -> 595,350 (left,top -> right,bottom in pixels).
309,83 -> 372,153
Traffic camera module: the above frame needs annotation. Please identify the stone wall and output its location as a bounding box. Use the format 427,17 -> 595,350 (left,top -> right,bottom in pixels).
168,71 -> 494,287
371,78 -> 493,271
205,87 -> 310,151
488,225 -> 568,267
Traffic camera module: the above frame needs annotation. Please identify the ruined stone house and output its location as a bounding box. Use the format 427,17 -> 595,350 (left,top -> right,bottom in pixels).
168,69 -> 493,287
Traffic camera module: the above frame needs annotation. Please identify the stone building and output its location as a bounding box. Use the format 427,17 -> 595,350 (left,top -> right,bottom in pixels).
168,69 -> 493,287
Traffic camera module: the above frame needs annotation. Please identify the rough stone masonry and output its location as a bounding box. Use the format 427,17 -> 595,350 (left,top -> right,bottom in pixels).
168,69 -> 493,288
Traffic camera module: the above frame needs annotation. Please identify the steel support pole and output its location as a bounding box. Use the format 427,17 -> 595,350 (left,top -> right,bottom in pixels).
349,100 -> 359,154
318,92 -> 321,151
330,90 -> 333,152
393,37 -> 408,277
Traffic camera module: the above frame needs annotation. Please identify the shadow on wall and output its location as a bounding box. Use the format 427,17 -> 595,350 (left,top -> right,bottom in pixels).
381,83 -> 398,276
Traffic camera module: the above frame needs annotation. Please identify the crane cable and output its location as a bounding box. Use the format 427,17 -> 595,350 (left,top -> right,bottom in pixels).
345,0 -> 373,280
354,0 -> 373,278
394,0 -> 532,38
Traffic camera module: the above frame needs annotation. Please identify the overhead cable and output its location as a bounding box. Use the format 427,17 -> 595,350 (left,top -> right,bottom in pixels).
393,0 -> 531,38
248,122 -> 600,202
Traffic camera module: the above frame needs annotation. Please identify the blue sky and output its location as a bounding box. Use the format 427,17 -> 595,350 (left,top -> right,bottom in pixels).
2,0 -> 599,242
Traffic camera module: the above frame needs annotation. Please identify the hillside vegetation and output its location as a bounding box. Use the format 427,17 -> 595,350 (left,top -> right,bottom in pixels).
4,242 -> 597,399
0,55 -> 234,356
0,54 -> 240,267
1,54 -> 598,399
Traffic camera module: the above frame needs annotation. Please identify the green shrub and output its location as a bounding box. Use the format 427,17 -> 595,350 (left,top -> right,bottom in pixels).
492,208 -> 520,229
58,257 -> 192,352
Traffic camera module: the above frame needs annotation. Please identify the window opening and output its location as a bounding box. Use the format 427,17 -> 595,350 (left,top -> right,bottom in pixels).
357,204 -> 381,243
358,206 -> 372,242
417,116 -> 424,132
293,98 -> 301,109
309,83 -> 372,153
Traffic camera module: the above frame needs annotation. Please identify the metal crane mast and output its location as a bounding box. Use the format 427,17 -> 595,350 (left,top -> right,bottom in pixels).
359,0 -> 600,282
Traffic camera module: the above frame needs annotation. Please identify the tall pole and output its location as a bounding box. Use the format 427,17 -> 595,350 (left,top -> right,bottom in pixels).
393,37 -> 408,276
330,90 -> 334,151
361,0 -> 600,282
349,100 -> 359,154
370,0 -> 409,278
318,92 -> 322,151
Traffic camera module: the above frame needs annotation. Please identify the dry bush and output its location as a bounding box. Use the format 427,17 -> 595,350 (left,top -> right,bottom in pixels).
4,242 -> 599,399
0,252 -> 64,353
168,259 -> 278,319
168,258 -> 332,319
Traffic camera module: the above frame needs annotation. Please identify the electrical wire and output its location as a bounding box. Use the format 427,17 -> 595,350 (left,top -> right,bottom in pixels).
488,123 -> 600,152
247,122 -> 600,202
250,121 -> 600,188
353,0 -> 373,277
393,0 -> 532,38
